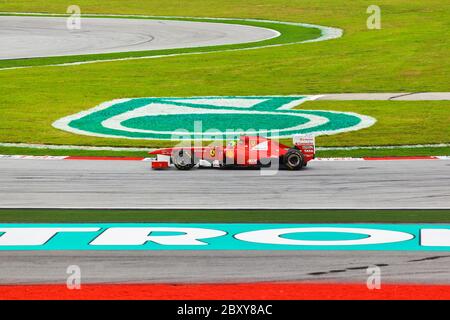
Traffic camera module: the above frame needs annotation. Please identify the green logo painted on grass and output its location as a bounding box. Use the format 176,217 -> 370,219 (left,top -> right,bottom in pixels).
53,96 -> 376,140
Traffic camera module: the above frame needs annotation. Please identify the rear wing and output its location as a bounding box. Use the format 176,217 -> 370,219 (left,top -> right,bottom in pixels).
293,134 -> 315,156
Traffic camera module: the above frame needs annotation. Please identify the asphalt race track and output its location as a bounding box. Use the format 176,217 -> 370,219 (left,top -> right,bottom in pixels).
0,16 -> 278,60
0,251 -> 449,285
0,158 -> 448,209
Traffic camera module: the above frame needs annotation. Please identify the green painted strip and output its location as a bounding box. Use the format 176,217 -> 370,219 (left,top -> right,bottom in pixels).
0,209 -> 448,223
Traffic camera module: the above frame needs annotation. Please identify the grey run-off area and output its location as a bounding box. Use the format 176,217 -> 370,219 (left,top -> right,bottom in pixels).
0,251 -> 449,285
0,16 -> 279,60
0,158 -> 449,209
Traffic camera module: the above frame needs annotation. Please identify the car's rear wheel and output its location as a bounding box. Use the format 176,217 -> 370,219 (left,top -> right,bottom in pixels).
283,149 -> 304,170
172,149 -> 195,170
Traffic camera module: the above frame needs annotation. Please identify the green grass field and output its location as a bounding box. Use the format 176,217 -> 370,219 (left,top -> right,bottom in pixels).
0,0 -> 448,156
0,209 -> 448,223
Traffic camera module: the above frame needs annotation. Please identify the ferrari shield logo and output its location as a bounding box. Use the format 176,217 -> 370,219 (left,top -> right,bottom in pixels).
53,96 -> 376,140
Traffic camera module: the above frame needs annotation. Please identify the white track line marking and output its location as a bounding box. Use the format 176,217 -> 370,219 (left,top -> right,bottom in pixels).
0,155 -> 68,160
0,155 -> 448,162
0,142 -> 153,152
318,143 -> 450,151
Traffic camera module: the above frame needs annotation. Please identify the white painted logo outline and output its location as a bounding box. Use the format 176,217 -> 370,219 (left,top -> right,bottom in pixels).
53,95 -> 377,140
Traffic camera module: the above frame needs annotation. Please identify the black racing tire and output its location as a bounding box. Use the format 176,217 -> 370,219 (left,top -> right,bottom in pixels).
172,149 -> 195,170
283,149 -> 304,171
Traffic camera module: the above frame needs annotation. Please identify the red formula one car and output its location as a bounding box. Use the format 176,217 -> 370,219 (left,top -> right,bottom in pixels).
150,135 -> 315,171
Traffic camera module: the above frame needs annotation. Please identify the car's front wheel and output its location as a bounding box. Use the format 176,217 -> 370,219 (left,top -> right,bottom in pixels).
172,149 -> 196,170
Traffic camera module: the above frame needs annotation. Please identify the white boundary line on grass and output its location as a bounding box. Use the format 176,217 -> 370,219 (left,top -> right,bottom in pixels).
0,12 -> 343,71
0,206 -> 449,210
